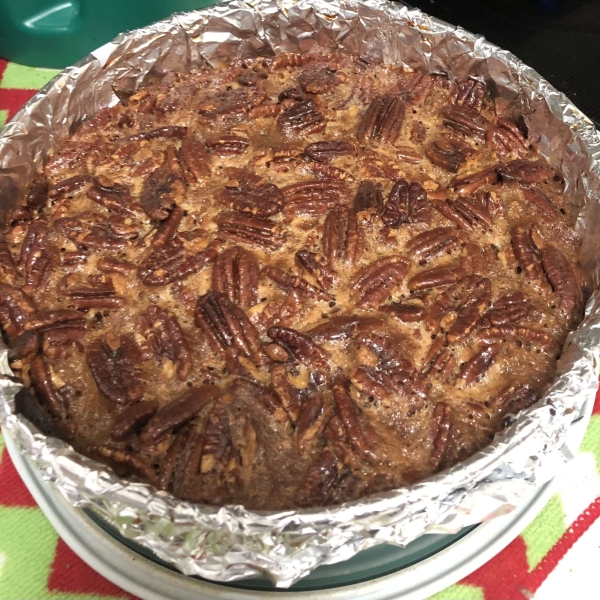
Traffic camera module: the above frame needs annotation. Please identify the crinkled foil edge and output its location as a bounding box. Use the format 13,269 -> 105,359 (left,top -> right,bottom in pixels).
1,0 -> 600,587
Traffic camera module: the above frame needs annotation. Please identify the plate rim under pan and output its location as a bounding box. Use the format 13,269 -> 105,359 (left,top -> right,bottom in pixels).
4,383 -> 591,600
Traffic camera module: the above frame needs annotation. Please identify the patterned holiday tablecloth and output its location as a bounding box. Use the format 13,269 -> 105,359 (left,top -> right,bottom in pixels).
1,58 -> 600,600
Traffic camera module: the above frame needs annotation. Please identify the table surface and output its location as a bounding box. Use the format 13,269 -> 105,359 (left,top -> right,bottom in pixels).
1,58 -> 600,600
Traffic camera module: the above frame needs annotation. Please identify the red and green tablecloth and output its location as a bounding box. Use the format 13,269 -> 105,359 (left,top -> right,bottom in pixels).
1,58 -> 600,600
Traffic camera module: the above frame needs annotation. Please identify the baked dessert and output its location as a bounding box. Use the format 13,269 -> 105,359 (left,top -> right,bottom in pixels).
1,51 -> 584,509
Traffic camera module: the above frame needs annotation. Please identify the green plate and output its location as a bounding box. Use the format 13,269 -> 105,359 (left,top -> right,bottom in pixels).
85,509 -> 475,591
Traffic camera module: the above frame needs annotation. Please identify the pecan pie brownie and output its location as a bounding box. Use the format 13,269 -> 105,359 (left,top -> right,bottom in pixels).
1,51 -> 584,509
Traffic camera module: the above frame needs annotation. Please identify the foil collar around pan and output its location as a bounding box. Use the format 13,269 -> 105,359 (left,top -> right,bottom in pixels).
1,0 -> 600,587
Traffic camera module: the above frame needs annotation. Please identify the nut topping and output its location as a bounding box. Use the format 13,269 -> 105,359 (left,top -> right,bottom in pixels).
216,176 -> 283,217
352,256 -> 410,308
86,335 -> 144,404
357,94 -> 406,146
277,99 -> 327,137
457,344 -> 500,386
540,245 -> 583,321
382,179 -> 430,227
406,227 -> 459,260
263,265 -> 332,301
267,326 -> 330,384
138,306 -> 192,380
196,291 -> 264,364
215,212 -> 285,250
212,246 -> 259,308
4,53 -> 584,510
441,105 -> 490,140
304,140 -> 354,162
138,242 -> 217,286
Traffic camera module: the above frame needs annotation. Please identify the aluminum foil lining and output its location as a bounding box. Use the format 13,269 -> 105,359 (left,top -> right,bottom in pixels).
1,0 -> 600,587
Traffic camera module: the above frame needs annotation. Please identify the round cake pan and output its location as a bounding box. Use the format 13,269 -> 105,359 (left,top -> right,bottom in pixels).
4,389 -> 592,599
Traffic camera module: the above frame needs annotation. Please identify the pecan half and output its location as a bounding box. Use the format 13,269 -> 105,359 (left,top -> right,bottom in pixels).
111,400 -> 159,441
448,196 -> 493,230
540,245 -> 583,321
421,338 -> 456,382
86,180 -> 139,216
498,160 -> 554,184
407,266 -> 466,291
138,242 -> 217,286
212,246 -> 259,308
217,177 -> 283,217
299,66 -> 341,94
141,385 -> 220,444
198,87 -> 266,116
87,333 -> 141,396
195,291 -> 263,364
453,80 -> 485,111
20,222 -> 58,290
451,165 -> 499,195
96,257 -> 137,276
215,212 -> 285,250
205,135 -> 250,157
406,227 -> 459,260
0,284 -> 37,339
270,363 -> 303,420
304,140 -> 354,162
277,99 -> 326,137
441,105 -> 490,140
382,179 -> 430,227
282,180 -> 349,217
263,265 -> 332,301
426,135 -> 474,172
457,344 -> 500,386
427,275 -> 491,341
55,212 -> 137,250
481,292 -> 529,327
323,207 -> 361,266
429,402 -> 452,469
29,355 -> 68,419
48,174 -> 93,198
296,394 -> 328,451
511,224 -> 545,283
357,94 -> 406,146
295,449 -> 339,507
332,375 -> 378,461
139,150 -> 184,221
353,180 -> 384,218
487,119 -> 528,157
352,256 -> 410,308
380,302 -> 425,322
522,187 -> 562,220
25,309 -> 85,332
489,384 -> 537,418
295,249 -> 335,290
267,326 -> 330,384
460,242 -> 488,276
58,274 -> 125,310
178,135 -> 211,182
138,306 -> 192,380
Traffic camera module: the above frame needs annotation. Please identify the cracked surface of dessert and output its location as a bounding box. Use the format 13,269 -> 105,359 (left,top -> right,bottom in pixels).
0,50 -> 585,509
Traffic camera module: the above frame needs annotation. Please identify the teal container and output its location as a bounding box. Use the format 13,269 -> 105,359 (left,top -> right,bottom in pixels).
0,0 -> 219,69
